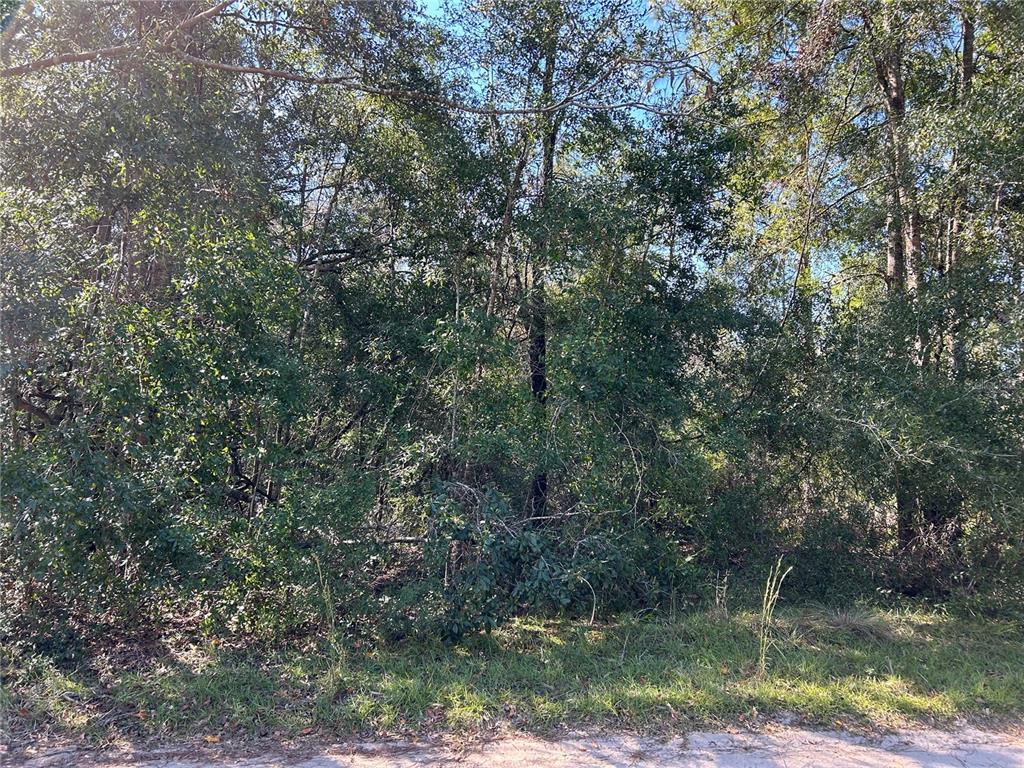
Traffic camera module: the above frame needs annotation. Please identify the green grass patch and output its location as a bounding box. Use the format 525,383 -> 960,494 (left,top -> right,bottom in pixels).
3,605 -> 1023,744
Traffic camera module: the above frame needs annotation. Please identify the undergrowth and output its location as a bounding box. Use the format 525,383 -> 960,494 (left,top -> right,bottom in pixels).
3,603 -> 1022,746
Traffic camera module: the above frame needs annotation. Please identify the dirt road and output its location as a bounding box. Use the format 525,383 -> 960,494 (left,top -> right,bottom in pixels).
11,727 -> 1024,767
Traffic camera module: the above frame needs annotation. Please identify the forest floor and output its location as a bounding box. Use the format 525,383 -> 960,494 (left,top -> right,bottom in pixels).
4,606 -> 1024,755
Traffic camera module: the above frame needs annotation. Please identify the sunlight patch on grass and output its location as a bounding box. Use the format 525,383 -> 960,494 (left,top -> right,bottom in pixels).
4,606 -> 1023,743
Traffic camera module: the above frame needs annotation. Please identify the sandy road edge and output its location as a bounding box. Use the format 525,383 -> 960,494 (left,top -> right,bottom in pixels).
7,724 -> 1024,768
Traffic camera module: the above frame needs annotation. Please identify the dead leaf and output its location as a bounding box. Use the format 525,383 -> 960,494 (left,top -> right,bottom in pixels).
204,734 -> 220,744
301,726 -> 314,736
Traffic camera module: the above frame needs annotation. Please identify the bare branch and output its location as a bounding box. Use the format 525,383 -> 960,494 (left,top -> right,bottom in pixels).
174,52 -> 596,116
0,0 -> 233,78
1,0 -> 34,55
1,43 -> 133,77
174,0 -> 234,36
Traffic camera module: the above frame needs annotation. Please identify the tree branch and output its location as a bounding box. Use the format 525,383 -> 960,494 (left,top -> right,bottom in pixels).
1,43 -> 134,77
174,52 -> 589,116
0,0 -> 232,77
174,0 -> 234,36
1,0 -> 34,55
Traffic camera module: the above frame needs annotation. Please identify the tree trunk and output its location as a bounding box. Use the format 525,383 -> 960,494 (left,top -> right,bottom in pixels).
487,134 -> 530,318
796,128 -> 815,354
527,38 -> 557,518
947,10 -> 975,378
866,8 -> 924,550
895,472 -> 918,550
867,12 -> 919,295
884,199 -> 906,289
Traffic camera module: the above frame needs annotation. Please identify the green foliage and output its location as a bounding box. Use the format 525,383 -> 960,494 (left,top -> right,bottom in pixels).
0,0 -> 1021,658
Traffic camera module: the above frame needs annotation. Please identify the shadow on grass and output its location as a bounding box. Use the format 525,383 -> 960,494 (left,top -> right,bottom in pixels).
4,607 -> 1023,744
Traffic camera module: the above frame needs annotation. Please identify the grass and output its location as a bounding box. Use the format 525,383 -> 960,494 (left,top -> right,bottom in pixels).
3,605 -> 1023,745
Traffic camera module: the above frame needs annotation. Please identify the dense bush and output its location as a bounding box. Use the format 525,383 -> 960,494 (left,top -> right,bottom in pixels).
1,0 -> 1022,648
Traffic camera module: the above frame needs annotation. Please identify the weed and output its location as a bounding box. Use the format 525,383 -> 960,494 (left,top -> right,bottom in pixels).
3,605 -> 1022,745
757,557 -> 792,675
711,571 -> 730,620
